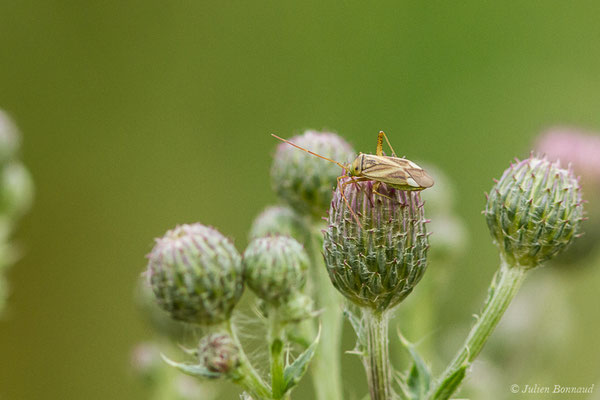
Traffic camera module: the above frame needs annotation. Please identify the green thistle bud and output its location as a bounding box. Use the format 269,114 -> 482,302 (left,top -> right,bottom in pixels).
0,162 -> 34,221
0,110 -> 20,165
419,164 -> 467,261
248,205 -> 307,244
243,236 -> 309,306
419,163 -> 456,215
271,130 -> 355,219
277,292 -> 314,323
484,156 -> 584,268
146,223 -> 244,325
0,275 -> 7,313
323,179 -> 429,312
198,332 -> 240,375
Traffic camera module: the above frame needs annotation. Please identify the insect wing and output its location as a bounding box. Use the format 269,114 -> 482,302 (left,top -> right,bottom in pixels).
361,156 -> 433,189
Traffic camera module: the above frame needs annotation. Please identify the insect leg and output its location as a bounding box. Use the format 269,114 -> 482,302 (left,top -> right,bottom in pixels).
372,181 -> 400,203
342,176 -> 373,205
378,131 -> 398,157
337,176 -> 363,228
338,176 -> 374,228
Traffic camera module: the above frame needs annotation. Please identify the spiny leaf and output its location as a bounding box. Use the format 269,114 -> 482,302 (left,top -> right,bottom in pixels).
344,307 -> 366,355
161,353 -> 221,380
282,325 -> 321,393
430,364 -> 467,400
398,329 -> 432,399
177,344 -> 198,356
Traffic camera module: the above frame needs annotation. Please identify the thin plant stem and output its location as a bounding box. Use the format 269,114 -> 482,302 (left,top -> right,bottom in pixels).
226,319 -> 272,399
307,224 -> 343,400
269,312 -> 286,399
428,260 -> 528,400
362,308 -> 393,400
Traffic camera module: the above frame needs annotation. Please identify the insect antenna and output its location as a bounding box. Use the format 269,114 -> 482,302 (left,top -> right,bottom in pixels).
271,134 -> 349,172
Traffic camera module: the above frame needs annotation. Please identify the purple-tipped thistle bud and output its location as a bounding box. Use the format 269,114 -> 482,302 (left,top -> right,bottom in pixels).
484,156 -> 584,268
271,130 -> 355,219
535,128 -> 600,264
198,332 -> 240,375
248,205 -> 307,244
243,236 -> 309,307
323,179 -> 429,312
146,224 -> 244,325
131,342 -> 162,379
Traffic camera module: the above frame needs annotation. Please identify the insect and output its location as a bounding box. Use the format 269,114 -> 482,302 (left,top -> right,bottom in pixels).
272,131 -> 434,223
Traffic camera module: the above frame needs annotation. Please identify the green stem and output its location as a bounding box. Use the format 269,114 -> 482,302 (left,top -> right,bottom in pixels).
226,319 -> 272,399
429,260 -> 528,400
269,313 -> 286,399
307,224 -> 343,400
362,309 -> 393,400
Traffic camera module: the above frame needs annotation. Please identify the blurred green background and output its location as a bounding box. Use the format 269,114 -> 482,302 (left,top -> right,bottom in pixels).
1,1 -> 600,399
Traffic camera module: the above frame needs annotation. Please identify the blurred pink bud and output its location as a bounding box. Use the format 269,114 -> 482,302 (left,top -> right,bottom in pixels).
535,127 -> 600,186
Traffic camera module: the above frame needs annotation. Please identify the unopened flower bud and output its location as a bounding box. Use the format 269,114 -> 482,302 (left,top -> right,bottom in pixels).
419,163 -> 456,215
146,224 -> 244,325
0,162 -> 34,221
534,128 -> 600,265
0,276 -> 7,313
131,342 -> 162,378
248,205 -> 307,244
323,179 -> 429,312
419,164 -> 468,261
484,156 -> 584,268
277,293 -> 314,323
243,236 -> 309,306
0,110 -> 20,165
198,333 -> 240,374
271,130 -> 355,219
535,127 -> 600,185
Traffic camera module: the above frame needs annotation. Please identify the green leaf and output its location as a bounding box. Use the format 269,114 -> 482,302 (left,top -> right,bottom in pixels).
282,326 -> 321,393
344,307 -> 366,355
161,353 -> 221,380
398,329 -> 432,400
430,365 -> 467,400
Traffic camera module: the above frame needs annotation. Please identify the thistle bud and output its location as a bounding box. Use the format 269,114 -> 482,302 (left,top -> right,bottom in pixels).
323,179 -> 429,312
419,164 -> 467,261
0,110 -> 20,165
484,156 -> 584,268
276,292 -> 314,322
131,342 -> 162,379
419,163 -> 456,215
0,276 -> 7,313
243,236 -> 309,306
146,224 -> 244,325
198,332 -> 240,375
535,128 -> 600,265
271,130 -> 355,219
0,162 -> 34,221
248,205 -> 307,244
